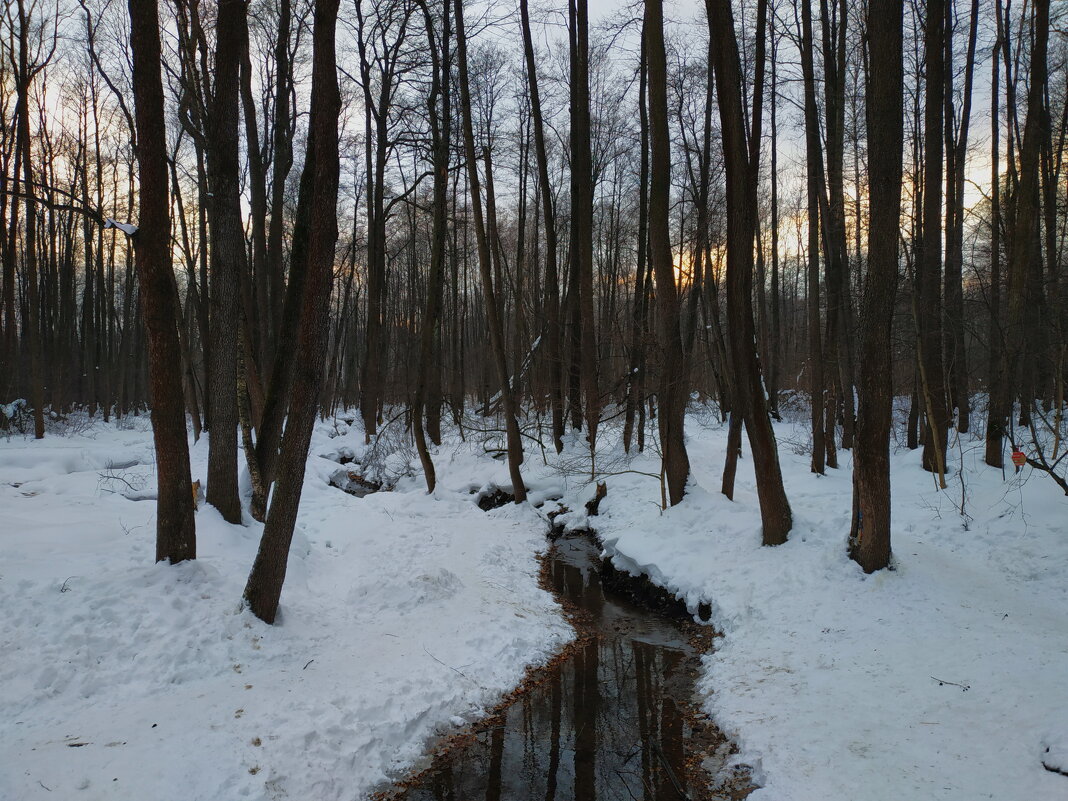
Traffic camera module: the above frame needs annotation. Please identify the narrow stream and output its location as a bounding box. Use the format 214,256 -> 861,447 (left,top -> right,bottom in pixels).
392,532 -> 750,801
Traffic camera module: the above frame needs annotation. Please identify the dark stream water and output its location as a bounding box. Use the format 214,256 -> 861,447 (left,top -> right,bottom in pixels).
393,533 -> 748,801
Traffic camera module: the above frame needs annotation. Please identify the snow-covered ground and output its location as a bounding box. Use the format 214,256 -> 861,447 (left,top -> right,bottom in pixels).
547,406 -> 1068,801
0,416 -> 570,801
2,404 -> 1066,801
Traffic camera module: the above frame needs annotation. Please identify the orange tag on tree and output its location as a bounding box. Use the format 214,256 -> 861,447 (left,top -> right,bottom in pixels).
1011,450 -> 1027,467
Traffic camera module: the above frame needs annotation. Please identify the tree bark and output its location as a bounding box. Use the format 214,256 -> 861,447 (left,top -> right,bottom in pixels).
520,0 -> 565,454
646,0 -> 689,505
985,5 -> 1004,467
569,0 -> 599,456
918,0 -> 949,482
850,0 -> 903,573
707,0 -> 792,544
454,0 -> 526,503
205,0 -> 248,523
413,0 -> 450,493
244,0 -> 341,624
943,0 -> 980,436
993,0 -> 1049,452
128,0 -> 197,563
799,0 -> 826,474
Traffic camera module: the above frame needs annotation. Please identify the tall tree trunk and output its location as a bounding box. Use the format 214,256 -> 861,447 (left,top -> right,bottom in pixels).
239,12 -> 268,422
454,0 -> 526,503
799,0 -> 826,474
624,41 -> 651,455
850,0 -> 903,573
265,0 -> 293,372
707,0 -> 792,544
985,4 -> 1004,467
413,0 -> 450,493
819,0 -> 855,453
646,0 -> 689,505
918,0 -> 949,483
944,0 -> 980,436
205,0 -> 248,523
569,0 -> 598,456
994,0 -> 1049,452
244,0 -> 341,624
520,0 -> 565,454
767,19 -> 781,419
128,0 -> 197,563
15,0 -> 46,438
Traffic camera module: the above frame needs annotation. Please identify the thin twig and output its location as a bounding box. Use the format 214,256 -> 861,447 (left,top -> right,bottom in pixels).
422,646 -> 480,687
930,676 -> 970,691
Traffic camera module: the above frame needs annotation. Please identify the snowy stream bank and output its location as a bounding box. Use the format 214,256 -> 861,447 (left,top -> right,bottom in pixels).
0,418 -> 571,801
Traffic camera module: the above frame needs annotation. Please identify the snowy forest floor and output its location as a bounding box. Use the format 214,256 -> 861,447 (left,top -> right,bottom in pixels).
1,401 -> 1066,801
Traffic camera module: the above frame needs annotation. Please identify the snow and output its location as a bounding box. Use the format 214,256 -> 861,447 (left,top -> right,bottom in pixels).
552,409 -> 1068,801
103,218 -> 138,236
2,404 -> 1066,801
0,417 -> 570,800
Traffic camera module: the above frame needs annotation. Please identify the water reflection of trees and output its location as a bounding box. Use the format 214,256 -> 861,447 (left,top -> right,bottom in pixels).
404,541 -> 697,801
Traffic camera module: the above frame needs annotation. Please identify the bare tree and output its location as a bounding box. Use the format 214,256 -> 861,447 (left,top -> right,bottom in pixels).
850,0 -> 903,573
917,0 -> 949,484
645,0 -> 689,505
128,0 -> 196,563
707,0 -> 792,544
412,0 -> 450,492
454,0 -> 526,502
244,0 -> 342,624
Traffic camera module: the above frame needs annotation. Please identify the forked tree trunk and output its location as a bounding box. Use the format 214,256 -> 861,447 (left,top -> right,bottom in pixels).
707,0 -> 792,545
250,145 -> 317,522
244,0 -> 341,624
